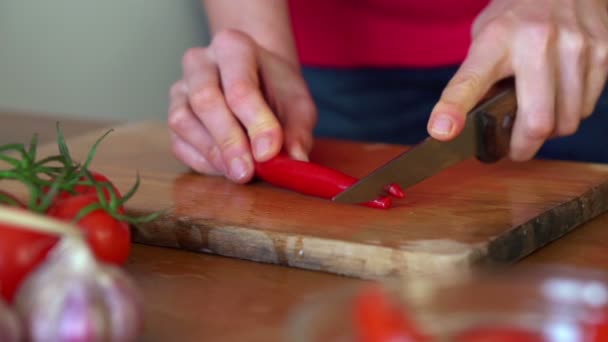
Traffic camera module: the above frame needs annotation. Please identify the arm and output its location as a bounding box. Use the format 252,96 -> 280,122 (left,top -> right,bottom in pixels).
203,0 -> 299,65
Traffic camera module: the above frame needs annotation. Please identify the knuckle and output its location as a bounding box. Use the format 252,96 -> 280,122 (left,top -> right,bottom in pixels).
523,117 -> 553,140
477,17 -> 510,41
523,22 -> 556,48
190,86 -> 224,113
442,70 -> 483,102
167,106 -> 191,131
217,135 -> 245,152
225,80 -> 257,109
200,145 -> 221,166
248,119 -> 280,138
592,41 -> 608,67
169,81 -> 186,97
563,29 -> 588,57
182,47 -> 207,68
212,29 -> 253,50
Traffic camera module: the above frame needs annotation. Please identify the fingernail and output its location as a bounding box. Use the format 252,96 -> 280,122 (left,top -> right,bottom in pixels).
290,145 -> 309,162
431,116 -> 454,136
254,136 -> 272,159
230,156 -> 251,181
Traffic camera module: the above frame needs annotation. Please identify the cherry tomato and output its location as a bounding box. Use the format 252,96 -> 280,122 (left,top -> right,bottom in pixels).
455,325 -> 543,342
581,315 -> 608,342
0,221 -> 57,302
47,194 -> 130,265
353,284 -> 428,342
44,171 -> 121,203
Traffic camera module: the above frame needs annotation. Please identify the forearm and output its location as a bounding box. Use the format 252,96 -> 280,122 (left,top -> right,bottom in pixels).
202,0 -> 299,64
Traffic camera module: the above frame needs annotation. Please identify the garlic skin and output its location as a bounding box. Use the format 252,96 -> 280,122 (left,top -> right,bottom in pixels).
14,237 -> 143,342
0,297 -> 20,342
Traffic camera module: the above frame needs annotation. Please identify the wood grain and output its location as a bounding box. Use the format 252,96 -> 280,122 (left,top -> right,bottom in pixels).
22,120 -> 608,280
125,244 -> 361,342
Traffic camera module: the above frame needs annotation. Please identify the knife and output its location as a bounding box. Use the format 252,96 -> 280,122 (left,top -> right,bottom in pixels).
332,79 -> 518,204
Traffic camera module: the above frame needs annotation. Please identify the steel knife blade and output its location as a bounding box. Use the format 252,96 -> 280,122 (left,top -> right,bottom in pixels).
332,80 -> 517,204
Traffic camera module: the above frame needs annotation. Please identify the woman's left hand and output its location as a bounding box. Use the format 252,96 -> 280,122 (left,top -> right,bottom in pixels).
427,0 -> 608,161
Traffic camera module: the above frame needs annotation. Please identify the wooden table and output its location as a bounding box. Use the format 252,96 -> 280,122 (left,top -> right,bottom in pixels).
3,109 -> 608,341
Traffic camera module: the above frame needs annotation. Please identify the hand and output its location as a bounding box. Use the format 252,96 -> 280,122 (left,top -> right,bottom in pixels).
427,0 -> 608,161
168,29 -> 317,183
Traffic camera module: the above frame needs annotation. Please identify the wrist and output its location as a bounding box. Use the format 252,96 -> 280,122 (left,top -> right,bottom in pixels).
202,0 -> 299,65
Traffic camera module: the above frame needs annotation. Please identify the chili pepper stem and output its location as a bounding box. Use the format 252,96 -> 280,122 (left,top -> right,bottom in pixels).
0,205 -> 83,239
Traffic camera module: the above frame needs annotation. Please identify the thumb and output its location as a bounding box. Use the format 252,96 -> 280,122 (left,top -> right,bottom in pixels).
428,45 -> 508,141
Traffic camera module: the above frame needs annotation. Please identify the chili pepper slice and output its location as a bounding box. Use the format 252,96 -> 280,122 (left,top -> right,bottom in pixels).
254,153 -> 404,209
386,184 -> 405,199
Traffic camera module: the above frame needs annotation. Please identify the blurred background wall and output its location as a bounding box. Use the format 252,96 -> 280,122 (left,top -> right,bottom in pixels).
0,0 -> 210,121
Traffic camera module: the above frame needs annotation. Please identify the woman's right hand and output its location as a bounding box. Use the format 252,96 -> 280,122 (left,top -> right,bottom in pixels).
168,29 -> 317,184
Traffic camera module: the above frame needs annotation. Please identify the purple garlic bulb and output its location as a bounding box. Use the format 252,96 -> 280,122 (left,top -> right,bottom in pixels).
14,237 -> 143,342
0,297 -> 20,342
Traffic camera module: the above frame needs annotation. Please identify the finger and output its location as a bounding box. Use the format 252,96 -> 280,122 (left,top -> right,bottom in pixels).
510,39 -> 557,161
258,49 -> 318,161
428,32 -> 510,141
582,43 -> 608,118
581,46 -> 608,118
182,47 -> 254,183
212,30 -> 283,162
170,133 -> 223,176
168,81 -> 225,174
281,96 -> 317,162
555,27 -> 587,136
578,2 -> 608,118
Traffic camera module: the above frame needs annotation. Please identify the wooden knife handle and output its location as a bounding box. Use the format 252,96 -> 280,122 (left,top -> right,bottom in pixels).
475,79 -> 517,163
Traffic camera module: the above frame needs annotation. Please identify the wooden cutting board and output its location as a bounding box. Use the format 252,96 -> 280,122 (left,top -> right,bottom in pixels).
21,121 -> 608,280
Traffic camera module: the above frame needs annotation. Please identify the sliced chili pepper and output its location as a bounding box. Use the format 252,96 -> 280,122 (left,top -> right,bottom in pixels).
386,184 -> 405,199
254,153 -> 403,209
361,196 -> 392,210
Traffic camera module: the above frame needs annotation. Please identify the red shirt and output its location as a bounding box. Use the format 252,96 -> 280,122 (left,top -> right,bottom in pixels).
287,0 -> 490,68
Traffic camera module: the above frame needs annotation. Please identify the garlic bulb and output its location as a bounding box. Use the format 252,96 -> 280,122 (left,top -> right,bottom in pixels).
0,297 -> 20,342
14,237 -> 143,342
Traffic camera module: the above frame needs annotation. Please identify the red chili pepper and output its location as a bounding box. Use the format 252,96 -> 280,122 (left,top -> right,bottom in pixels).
386,184 -> 405,199
254,153 -> 404,209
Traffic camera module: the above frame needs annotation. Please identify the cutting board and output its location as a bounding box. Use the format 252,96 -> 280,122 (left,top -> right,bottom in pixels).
20,121 -> 608,280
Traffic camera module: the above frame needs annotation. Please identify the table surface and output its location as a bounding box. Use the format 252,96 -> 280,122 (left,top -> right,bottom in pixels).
2,109 -> 608,342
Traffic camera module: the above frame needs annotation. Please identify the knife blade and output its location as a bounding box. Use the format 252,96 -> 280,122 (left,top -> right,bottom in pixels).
332,80 -> 518,204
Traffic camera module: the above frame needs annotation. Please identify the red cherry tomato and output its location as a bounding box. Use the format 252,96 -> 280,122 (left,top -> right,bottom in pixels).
581,315 -> 608,342
353,284 -> 428,342
47,194 -> 130,265
0,221 -> 57,302
44,171 -> 121,203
